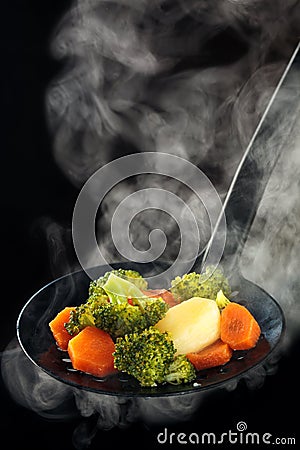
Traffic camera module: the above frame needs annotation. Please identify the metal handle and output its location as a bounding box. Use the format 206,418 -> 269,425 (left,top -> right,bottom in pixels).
199,41 -> 300,275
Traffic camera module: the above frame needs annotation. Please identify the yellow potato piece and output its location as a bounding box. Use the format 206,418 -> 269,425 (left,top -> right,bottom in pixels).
155,297 -> 221,355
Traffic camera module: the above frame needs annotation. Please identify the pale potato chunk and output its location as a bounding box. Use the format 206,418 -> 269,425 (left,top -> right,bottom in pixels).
155,297 -> 220,355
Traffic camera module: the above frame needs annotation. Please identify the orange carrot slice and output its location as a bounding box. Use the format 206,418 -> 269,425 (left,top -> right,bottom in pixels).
220,302 -> 261,350
49,307 -> 76,351
67,326 -> 117,377
187,339 -> 233,371
142,289 -> 179,308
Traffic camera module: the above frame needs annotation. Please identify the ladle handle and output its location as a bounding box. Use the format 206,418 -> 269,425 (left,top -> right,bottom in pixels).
200,42 -> 300,276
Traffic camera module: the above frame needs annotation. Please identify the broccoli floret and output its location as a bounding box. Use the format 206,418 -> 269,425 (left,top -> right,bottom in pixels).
170,266 -> 231,302
114,328 -> 196,387
65,304 -> 95,335
93,302 -> 148,339
86,293 -> 110,308
114,327 -> 176,387
131,296 -> 168,328
65,294 -> 108,335
164,355 -> 196,385
88,280 -> 106,298
94,300 -> 167,339
215,289 -> 231,310
89,268 -> 148,298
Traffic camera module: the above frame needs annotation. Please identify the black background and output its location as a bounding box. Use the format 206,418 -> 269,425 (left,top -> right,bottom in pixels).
1,2 -> 299,449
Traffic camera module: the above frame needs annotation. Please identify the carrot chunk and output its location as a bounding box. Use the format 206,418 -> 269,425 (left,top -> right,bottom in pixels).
67,326 -> 117,377
49,307 -> 76,351
187,339 -> 233,371
220,302 -> 261,350
142,289 -> 179,308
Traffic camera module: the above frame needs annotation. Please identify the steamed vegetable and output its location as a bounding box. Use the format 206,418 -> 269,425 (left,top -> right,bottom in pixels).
221,302 -> 261,350
49,307 -> 76,350
164,355 -> 196,385
93,303 -> 148,339
89,268 -> 148,299
187,339 -> 233,371
114,327 -> 177,387
66,299 -> 167,339
49,265 -> 264,388
65,272 -> 168,338
142,289 -> 179,308
114,326 -> 196,387
170,266 -> 231,302
155,297 -> 221,355
68,326 -> 116,377
65,295 -> 108,336
93,300 -> 167,339
102,272 -> 147,303
215,290 -> 231,310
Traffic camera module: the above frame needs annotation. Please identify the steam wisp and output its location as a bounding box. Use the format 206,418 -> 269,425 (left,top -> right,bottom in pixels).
240,107 -> 300,345
46,0 -> 300,267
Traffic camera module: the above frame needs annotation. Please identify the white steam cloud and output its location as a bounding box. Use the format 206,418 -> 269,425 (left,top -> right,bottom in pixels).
240,107 -> 300,344
1,338 -> 205,449
45,0 -> 300,265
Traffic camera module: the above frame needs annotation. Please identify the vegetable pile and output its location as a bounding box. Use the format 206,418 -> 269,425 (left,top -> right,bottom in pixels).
49,267 -> 261,387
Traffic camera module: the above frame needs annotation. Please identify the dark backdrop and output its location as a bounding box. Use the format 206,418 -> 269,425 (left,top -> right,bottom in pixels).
1,2 -> 299,449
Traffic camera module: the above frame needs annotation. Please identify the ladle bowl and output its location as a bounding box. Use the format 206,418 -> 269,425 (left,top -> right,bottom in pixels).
17,261 -> 284,397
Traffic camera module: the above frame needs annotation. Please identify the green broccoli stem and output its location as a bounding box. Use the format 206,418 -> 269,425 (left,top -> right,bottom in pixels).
215,290 -> 231,310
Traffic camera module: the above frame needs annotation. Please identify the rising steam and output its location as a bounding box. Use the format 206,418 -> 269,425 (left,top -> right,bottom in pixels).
2,0 -> 300,448
240,109 -> 300,344
45,0 -> 300,265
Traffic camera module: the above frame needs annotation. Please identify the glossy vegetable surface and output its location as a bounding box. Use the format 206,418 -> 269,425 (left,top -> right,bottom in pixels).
49,307 -> 76,351
68,326 -> 117,377
187,339 -> 233,371
221,302 -> 261,350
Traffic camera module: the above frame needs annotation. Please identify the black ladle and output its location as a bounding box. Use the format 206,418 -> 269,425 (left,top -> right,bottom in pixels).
17,44 -> 300,397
